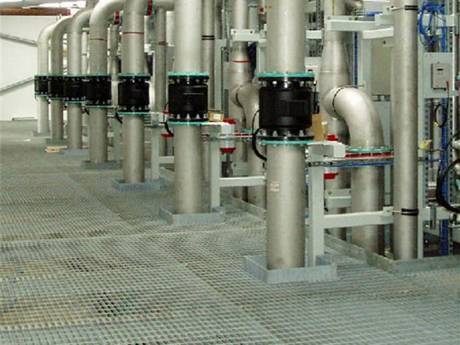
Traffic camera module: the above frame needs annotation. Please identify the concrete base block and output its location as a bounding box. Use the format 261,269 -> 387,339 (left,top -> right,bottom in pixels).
160,207 -> 223,226
46,138 -> 67,146
112,179 -> 163,192
32,130 -> 50,138
243,255 -> 337,284
61,149 -> 88,157
81,160 -> 121,170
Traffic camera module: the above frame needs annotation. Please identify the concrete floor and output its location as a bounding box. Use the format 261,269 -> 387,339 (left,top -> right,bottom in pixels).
0,120 -> 459,345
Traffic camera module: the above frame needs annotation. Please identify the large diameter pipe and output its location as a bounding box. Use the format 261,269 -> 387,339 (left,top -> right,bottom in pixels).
68,7 -> 94,150
49,17 -> 72,142
319,0 -> 350,240
36,21 -> 58,135
391,0 -> 418,260
174,0 -> 202,72
121,0 -> 149,183
266,0 -> 305,74
323,87 -> 385,253
267,145 -> 306,269
153,8 -> 167,113
174,126 -> 203,214
88,0 -> 124,164
265,0 -> 306,269
173,0 -> 204,214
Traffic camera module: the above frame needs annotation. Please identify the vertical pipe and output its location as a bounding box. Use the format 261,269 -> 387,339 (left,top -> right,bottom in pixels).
319,0 -> 350,240
50,17 -> 71,142
391,0 -> 418,260
173,0 -> 203,214
88,0 -> 124,164
267,145 -> 306,269
121,0 -> 148,183
265,0 -> 306,269
202,0 -> 215,109
229,0 -> 251,200
36,21 -> 57,135
109,24 -> 122,161
154,8 -> 168,156
68,7 -> 94,150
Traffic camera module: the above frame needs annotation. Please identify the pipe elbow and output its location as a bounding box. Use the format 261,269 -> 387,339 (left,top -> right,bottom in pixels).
346,0 -> 364,12
69,8 -> 93,35
323,87 -> 384,148
89,0 -> 124,34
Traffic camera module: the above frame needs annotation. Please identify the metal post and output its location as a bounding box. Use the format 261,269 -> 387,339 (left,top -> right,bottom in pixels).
150,126 -> 161,181
308,164 -> 326,267
208,130 -> 222,210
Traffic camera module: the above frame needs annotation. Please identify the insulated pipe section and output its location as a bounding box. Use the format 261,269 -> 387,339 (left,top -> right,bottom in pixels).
49,17 -> 72,142
68,7 -> 94,150
323,87 -> 385,253
172,0 -> 204,214
229,0 -> 251,200
319,0 -> 350,240
232,82 -> 266,208
88,0 -> 125,164
391,0 -> 418,260
36,21 -> 58,135
265,0 -> 306,269
120,0 -> 149,184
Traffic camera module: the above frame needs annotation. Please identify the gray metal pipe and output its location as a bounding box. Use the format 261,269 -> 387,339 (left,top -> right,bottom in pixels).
232,82 -> 266,208
88,0 -> 124,164
323,87 -> 385,253
202,0 -> 215,109
319,0 -> 350,240
265,0 -> 306,269
391,0 -> 418,260
50,17 -> 72,142
68,7 -> 94,150
173,0 -> 204,214
267,145 -> 306,269
36,21 -> 58,135
153,8 -> 167,113
121,0 -> 149,184
229,0 -> 251,200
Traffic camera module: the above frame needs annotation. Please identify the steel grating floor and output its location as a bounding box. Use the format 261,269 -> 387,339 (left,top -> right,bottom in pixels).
0,121 -> 459,345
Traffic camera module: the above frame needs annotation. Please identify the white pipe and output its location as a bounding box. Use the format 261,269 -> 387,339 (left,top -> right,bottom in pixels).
323,87 -> 385,253
202,0 -> 215,109
36,21 -> 58,135
87,0 -> 124,164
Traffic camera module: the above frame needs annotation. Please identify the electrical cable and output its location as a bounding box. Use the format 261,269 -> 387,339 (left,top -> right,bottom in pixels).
162,102 -> 174,137
436,158 -> 460,214
250,110 -> 267,162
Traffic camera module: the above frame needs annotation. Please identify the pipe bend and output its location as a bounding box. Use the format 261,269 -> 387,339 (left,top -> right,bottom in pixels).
233,82 -> 260,128
69,8 -> 93,35
89,0 -> 125,37
323,87 -> 384,148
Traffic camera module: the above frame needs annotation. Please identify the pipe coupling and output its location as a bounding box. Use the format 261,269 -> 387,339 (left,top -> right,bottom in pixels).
84,75 -> 111,107
168,73 -> 209,122
47,75 -> 65,100
34,75 -> 49,97
118,74 -> 150,115
64,76 -> 86,103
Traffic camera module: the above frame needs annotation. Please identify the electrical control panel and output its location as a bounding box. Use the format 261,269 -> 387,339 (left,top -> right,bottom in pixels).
431,63 -> 451,90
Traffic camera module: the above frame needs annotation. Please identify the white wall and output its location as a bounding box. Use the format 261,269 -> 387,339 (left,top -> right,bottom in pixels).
0,16 -> 58,121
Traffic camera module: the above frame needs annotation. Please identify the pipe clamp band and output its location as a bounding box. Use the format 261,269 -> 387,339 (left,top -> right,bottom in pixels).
400,208 -> 420,217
